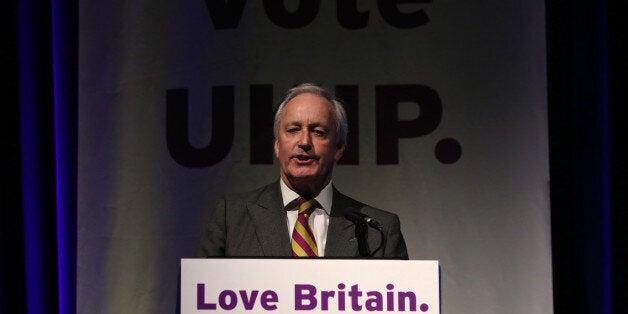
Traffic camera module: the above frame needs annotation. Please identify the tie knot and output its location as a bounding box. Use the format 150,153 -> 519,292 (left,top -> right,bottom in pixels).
298,197 -> 318,216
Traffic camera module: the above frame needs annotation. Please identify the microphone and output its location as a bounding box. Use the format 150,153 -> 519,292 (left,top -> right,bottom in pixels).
345,211 -> 383,230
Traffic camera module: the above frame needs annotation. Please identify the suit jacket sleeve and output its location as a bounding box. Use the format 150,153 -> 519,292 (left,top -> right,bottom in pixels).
383,212 -> 409,259
195,197 -> 227,257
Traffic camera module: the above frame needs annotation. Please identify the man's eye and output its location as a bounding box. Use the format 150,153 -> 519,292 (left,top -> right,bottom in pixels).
314,129 -> 327,135
287,128 -> 299,133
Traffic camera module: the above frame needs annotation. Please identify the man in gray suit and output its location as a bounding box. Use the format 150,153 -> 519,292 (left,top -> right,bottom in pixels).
195,83 -> 408,259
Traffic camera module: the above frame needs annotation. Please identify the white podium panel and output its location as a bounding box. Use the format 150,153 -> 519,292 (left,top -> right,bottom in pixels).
181,259 -> 440,313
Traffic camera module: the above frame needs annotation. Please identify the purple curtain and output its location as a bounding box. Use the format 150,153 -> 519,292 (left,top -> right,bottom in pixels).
1,0 -> 77,313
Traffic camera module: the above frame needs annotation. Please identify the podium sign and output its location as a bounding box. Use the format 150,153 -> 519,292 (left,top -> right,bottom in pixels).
181,259 -> 440,313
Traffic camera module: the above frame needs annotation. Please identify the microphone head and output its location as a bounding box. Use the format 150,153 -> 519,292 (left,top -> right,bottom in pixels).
344,210 -> 369,222
344,210 -> 383,230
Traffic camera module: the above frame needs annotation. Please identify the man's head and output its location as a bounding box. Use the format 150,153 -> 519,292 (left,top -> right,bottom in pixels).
273,83 -> 348,195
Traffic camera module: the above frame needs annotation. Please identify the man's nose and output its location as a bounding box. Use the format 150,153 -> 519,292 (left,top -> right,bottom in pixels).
298,131 -> 312,151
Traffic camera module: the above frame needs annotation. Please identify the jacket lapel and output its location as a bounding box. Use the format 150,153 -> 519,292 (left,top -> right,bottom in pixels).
325,187 -> 361,257
246,182 -> 292,257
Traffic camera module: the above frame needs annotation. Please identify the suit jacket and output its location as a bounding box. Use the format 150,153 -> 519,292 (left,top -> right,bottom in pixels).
195,181 -> 408,259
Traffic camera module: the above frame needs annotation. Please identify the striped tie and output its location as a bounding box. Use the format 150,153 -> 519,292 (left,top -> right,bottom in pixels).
291,197 -> 319,257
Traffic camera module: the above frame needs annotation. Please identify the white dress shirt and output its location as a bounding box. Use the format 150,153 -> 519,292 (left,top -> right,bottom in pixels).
280,179 -> 332,256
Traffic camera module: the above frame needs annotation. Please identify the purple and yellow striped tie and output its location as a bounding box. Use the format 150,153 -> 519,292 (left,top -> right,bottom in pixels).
291,197 -> 319,257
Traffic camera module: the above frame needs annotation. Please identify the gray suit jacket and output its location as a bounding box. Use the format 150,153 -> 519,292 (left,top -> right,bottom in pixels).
195,181 -> 408,259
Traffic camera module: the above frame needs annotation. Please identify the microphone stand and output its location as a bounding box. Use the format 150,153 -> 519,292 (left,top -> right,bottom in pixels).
355,222 -> 370,257
353,220 -> 387,258
370,226 -> 386,257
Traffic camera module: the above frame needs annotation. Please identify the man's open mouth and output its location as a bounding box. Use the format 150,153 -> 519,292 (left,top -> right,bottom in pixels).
293,155 -> 317,161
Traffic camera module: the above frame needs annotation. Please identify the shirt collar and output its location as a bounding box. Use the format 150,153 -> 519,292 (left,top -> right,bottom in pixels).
279,178 -> 333,215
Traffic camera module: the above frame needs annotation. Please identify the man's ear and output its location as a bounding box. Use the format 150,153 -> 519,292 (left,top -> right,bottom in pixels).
334,143 -> 346,162
274,139 -> 279,158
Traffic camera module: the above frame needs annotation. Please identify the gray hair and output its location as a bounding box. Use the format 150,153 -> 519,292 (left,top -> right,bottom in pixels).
273,83 -> 348,145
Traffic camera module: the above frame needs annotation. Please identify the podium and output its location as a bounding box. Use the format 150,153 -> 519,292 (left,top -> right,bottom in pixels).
181,259 -> 440,313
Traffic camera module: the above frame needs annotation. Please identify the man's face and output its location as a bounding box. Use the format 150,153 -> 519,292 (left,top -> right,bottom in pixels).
274,93 -> 345,194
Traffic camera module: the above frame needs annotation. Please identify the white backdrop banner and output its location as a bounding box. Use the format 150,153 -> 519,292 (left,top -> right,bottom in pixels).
79,1 -> 551,313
